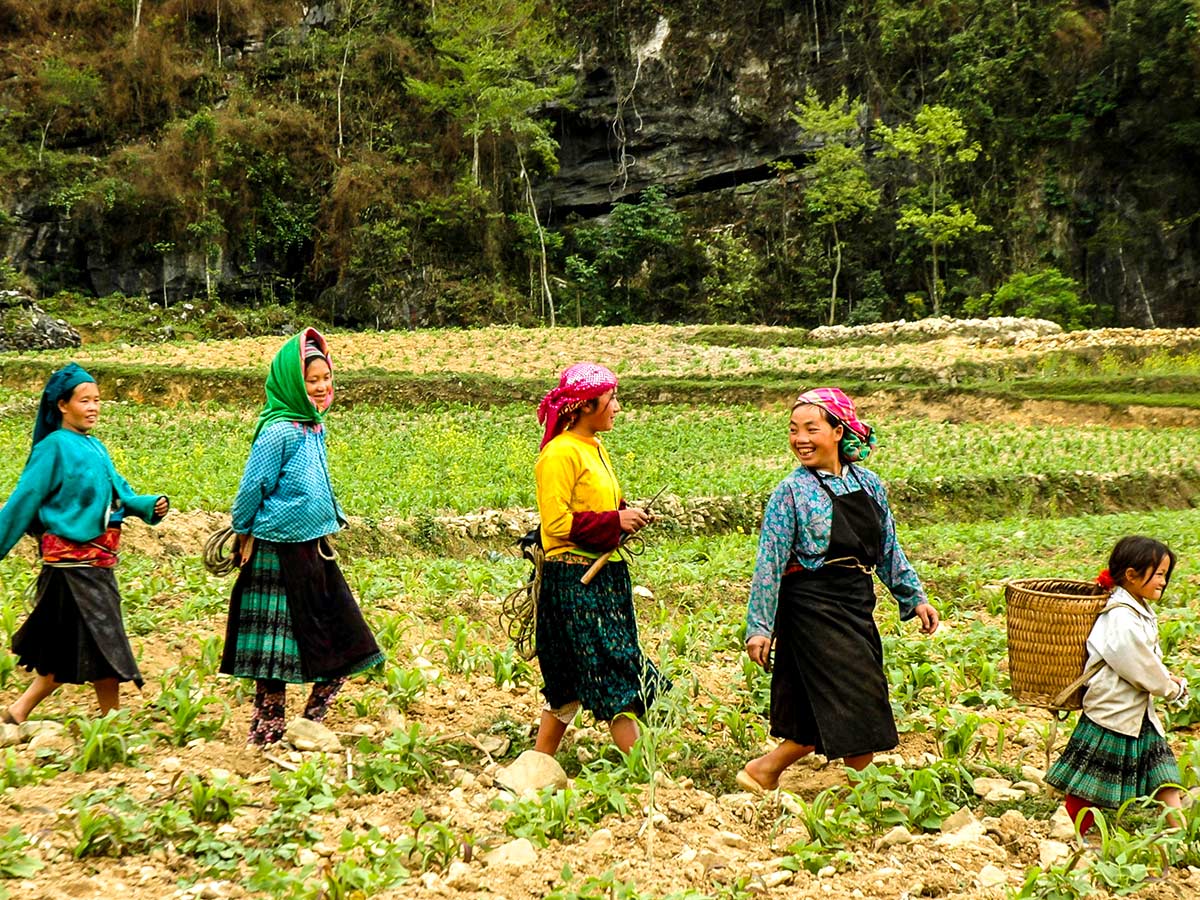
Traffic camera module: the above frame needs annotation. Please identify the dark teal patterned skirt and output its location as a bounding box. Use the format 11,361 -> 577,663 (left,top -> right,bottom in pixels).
220,540 -> 383,684
536,559 -> 670,721
1046,713 -> 1181,807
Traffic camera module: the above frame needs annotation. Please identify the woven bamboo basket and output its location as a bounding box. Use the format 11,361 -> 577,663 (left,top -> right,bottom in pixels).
1006,578 -> 1108,710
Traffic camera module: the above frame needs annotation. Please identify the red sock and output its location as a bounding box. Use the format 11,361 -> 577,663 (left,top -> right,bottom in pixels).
1064,794 -> 1095,835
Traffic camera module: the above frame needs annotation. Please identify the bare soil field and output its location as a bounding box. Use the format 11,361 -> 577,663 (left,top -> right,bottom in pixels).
12,324 -> 1200,379
6,600 -> 1197,900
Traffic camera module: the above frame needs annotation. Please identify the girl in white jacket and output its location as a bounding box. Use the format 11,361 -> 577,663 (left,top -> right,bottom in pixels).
1046,536 -> 1187,835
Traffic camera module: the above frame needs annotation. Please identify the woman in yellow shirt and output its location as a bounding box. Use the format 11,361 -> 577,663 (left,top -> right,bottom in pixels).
533,363 -> 670,754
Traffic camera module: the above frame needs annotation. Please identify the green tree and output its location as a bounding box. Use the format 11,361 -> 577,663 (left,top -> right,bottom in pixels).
876,105 -> 990,315
564,185 -> 683,324
406,0 -> 575,324
792,88 -> 880,325
181,110 -> 228,302
967,267 -> 1094,330
33,58 -> 101,164
701,226 -> 760,321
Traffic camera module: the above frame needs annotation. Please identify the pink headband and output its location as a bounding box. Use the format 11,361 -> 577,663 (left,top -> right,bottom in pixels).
537,362 -> 618,449
793,387 -> 871,440
300,327 -> 333,412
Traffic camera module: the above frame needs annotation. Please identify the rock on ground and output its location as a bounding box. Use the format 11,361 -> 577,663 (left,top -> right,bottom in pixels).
495,749 -> 568,795
978,864 -> 1009,888
483,837 -> 538,869
0,291 -> 82,351
284,717 -> 341,753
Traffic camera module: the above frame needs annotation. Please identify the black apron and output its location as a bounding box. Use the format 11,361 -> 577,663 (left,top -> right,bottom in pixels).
13,566 -> 143,687
769,465 -> 899,759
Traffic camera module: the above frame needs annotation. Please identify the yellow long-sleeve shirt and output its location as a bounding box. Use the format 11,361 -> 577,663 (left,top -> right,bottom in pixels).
535,431 -> 623,559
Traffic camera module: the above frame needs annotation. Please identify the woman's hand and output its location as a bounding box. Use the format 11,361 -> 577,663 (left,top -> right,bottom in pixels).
154,496 -> 170,517
914,602 -> 939,635
618,507 -> 649,533
746,635 -> 772,669
235,534 -> 253,567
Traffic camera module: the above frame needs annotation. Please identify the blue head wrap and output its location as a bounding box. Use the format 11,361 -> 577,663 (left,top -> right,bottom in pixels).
32,363 -> 96,453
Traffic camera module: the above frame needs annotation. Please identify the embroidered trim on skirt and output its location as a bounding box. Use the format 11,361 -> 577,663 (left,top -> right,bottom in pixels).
220,540 -> 383,684
1045,713 -> 1181,807
536,559 -> 671,722
12,566 -> 142,686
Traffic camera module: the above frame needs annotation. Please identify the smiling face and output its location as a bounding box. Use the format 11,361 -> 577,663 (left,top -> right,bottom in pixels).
788,404 -> 843,471
58,382 -> 101,434
305,357 -> 333,409
1124,555 -> 1172,603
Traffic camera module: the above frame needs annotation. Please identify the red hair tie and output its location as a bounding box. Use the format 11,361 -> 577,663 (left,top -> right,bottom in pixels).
1096,569 -> 1115,590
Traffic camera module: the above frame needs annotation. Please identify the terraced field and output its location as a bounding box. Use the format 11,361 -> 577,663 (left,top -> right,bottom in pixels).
3,323 -> 1200,900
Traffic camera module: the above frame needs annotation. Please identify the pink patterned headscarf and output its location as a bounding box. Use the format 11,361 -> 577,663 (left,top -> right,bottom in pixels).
793,387 -> 877,461
537,362 -> 618,449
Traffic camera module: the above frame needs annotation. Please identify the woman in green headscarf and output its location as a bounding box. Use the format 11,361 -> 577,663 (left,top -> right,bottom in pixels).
0,364 -> 169,724
220,328 -> 383,745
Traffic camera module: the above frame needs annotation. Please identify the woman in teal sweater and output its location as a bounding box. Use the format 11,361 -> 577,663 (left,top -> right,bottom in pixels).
0,364 -> 168,724
220,329 -> 382,745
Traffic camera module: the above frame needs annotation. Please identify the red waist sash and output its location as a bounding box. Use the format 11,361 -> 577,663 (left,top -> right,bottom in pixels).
40,527 -> 121,568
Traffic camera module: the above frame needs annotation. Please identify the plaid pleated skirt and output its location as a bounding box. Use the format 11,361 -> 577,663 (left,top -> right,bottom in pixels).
536,559 -> 671,722
220,540 -> 383,684
1046,713 -> 1182,807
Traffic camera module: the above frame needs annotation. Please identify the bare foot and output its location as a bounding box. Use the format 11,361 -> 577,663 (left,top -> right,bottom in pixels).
741,758 -> 780,791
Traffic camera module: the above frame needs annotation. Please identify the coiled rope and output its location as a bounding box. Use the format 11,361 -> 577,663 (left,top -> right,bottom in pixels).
499,530 -> 649,661
204,526 -> 337,576
203,526 -> 241,576
501,531 -> 545,660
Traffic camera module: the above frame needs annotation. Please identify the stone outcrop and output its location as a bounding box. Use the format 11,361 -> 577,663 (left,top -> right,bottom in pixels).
0,290 -> 81,352
541,13 -> 815,216
808,316 -> 1063,347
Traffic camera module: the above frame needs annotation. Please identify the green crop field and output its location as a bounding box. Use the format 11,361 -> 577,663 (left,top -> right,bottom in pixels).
3,328 -> 1200,900
1,401 -> 1199,523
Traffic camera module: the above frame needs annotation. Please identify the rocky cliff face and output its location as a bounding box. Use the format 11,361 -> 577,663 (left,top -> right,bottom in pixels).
3,2 -> 1197,326
539,4 -> 1199,326
541,13 -> 818,217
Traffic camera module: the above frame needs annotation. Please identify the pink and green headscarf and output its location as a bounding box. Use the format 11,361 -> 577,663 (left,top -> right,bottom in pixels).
793,387 -> 877,462
252,327 -> 333,441
536,362 -> 618,449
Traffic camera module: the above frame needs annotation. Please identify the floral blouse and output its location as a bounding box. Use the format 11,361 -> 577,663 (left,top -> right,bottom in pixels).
744,464 -> 927,640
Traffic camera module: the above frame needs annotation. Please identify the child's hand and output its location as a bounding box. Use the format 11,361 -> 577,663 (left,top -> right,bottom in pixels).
154,496 -> 170,517
1170,675 -> 1189,705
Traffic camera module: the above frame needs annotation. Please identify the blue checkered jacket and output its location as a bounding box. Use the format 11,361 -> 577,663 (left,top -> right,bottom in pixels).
232,421 -> 345,542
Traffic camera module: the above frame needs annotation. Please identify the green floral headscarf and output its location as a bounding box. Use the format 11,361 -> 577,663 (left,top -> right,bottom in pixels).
252,328 -> 333,441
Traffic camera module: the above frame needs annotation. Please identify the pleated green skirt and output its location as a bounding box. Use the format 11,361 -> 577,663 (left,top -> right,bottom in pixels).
1046,713 -> 1181,807
536,559 -> 670,721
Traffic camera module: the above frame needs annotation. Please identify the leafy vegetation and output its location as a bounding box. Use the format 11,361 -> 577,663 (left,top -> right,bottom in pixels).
2,1 -> 1197,327
1,398 -> 1198,525
1,334 -> 1200,896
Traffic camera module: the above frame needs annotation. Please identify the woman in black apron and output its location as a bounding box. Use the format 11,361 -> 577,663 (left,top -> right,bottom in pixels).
738,388 -> 939,792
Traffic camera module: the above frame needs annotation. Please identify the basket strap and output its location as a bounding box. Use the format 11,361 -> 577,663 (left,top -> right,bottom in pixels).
1050,602 -> 1141,708
1052,660 -> 1105,708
